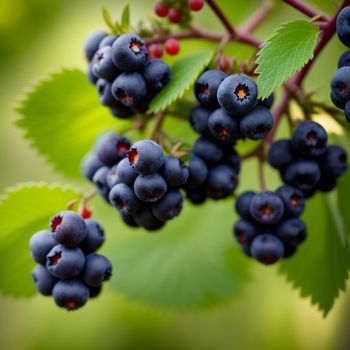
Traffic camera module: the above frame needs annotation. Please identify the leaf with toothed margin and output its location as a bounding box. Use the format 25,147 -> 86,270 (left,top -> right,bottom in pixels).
0,183 -> 81,297
147,50 -> 214,114
15,68 -> 128,180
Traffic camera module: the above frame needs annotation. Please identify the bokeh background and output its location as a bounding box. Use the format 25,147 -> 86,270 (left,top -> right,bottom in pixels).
1,0 -> 350,349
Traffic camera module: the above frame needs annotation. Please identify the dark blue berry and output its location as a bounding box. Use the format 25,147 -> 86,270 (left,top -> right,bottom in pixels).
331,91 -> 345,109
82,253 -> 112,287
93,166 -> 111,201
208,108 -> 240,142
217,74 -> 258,115
111,33 -> 147,72
160,156 -> 189,187
30,230 -> 57,265
345,100 -> 350,121
50,211 -> 87,247
336,7 -> 350,47
116,157 -> 138,186
80,219 -> 105,254
194,70 -> 227,108
268,140 -> 295,170
127,140 -> 165,174
109,183 -> 141,214
185,187 -> 207,205
89,285 -> 102,298
239,106 -> 273,140
32,264 -> 57,296
192,136 -> 223,166
276,218 -> 307,247
143,59 -> 171,92
235,191 -> 256,220
189,105 -> 211,136
251,234 -> 284,265
84,30 -> 107,61
99,35 -> 119,49
106,165 -> 121,188
338,50 -> 350,68
185,154 -> 208,189
319,145 -> 347,177
109,103 -> 134,119
152,189 -> 183,221
318,174 -> 337,192
87,62 -> 98,84
258,93 -> 274,109
46,245 -> 85,279
52,279 -> 90,310
121,213 -> 139,228
284,244 -> 297,258
291,121 -> 327,157
276,185 -> 305,217
96,79 -> 118,106
92,46 -> 120,81
81,152 -> 104,182
133,205 -> 165,231
134,173 -> 167,202
330,67 -> 350,104
233,219 -> 259,245
249,191 -> 284,225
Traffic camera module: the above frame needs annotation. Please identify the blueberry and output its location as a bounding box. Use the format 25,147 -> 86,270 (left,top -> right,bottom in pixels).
50,211 -> 87,247
89,285 -> 102,298
133,92 -> 154,114
331,91 -> 346,109
258,93 -> 274,109
116,157 -> 138,186
276,185 -> 305,217
84,30 -> 107,62
121,213 -> 140,228
127,140 -> 165,174
282,159 -> 321,193
160,156 -> 189,187
82,253 -> 112,287
194,70 -> 227,108
111,72 -> 147,108
221,148 -> 240,173
87,62 -> 98,84
96,79 -> 118,107
133,205 -> 165,231
336,7 -> 350,47
46,245 -> 85,279
143,59 -> 171,92
80,219 -> 105,254
318,174 -> 337,192
109,103 -> 134,119
217,74 -> 258,115
249,191 -> 284,225
208,108 -> 240,142
268,140 -> 295,170
345,100 -> 350,121
152,189 -> 183,221
239,106 -> 274,140
52,279 -> 90,311
189,105 -> 212,136
185,153 -> 208,189
319,145 -> 347,177
99,35 -> 119,49
134,173 -> 167,202
241,243 -> 252,257
93,166 -> 111,201
205,164 -> 238,199
276,218 -> 307,247
92,46 -> 120,81
291,121 -> 327,157
106,165 -> 121,188
109,183 -> 141,214
32,264 -> 57,296
233,219 -> 259,245
185,187 -> 207,205
81,152 -> 104,182
96,133 -> 131,166
30,230 -> 57,265
330,67 -> 350,104
250,234 -> 285,265
235,191 -> 256,220
111,33 -> 147,72
338,50 -> 350,68
283,244 -> 297,258
192,136 -> 223,166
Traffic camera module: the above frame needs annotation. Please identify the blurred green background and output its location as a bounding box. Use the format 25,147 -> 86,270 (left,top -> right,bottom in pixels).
1,0 -> 350,349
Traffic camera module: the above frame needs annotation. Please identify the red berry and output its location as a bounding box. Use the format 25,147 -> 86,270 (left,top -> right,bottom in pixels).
188,0 -> 204,11
168,8 -> 183,23
148,44 -> 164,58
165,38 -> 180,55
154,2 -> 169,17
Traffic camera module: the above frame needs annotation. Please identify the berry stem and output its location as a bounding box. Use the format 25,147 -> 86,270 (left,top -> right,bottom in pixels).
240,2 -> 275,34
82,190 -> 97,206
257,144 -> 267,190
150,112 -> 166,142
283,0 -> 328,21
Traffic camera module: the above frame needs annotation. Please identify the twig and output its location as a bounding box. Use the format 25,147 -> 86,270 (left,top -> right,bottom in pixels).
283,0 -> 328,21
150,112 -> 166,142
241,2 -> 275,33
205,0 -> 236,36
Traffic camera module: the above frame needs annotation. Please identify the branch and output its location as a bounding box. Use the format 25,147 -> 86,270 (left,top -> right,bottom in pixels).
241,2 -> 275,33
205,0 -> 236,36
283,0 -> 328,21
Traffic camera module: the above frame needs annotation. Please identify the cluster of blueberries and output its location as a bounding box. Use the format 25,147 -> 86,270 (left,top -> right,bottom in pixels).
30,211 -> 112,310
234,186 -> 306,264
84,31 -> 171,119
268,120 -> 347,198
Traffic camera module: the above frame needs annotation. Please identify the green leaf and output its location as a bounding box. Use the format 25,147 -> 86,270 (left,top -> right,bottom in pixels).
148,50 -> 214,114
0,183 -> 81,297
16,68 -> 121,180
255,20 -> 319,99
108,200 -> 251,308
279,192 -> 350,315
121,4 -> 130,32
102,7 -> 116,33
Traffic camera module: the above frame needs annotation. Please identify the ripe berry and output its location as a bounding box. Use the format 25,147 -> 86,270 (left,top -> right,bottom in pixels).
109,183 -> 141,215
250,234 -> 285,265
185,187 -> 207,204
165,38 -> 180,55
192,136 -> 223,166
80,152 -> 103,181
268,140 -> 295,170
222,148 -> 240,173
249,191 -> 284,225
336,7 -> 350,47
30,230 -> 57,265
235,191 -> 256,220
189,105 -> 212,136
208,108 -> 240,142
96,79 -> 118,107
318,174 -> 338,192
152,189 -> 183,221
121,213 -> 139,228
32,264 -> 57,296
83,30 -> 107,62
143,59 -> 171,92
127,140 -> 165,174
188,0 -> 204,11
233,219 -> 259,245
160,156 -> 189,187
331,91 -> 346,109
239,106 -> 273,140
87,62 -> 98,84
276,185 -> 305,218
258,93 -> 274,109
116,157 -> 138,186
80,219 -> 105,254
46,245 -> 85,279
92,166 -> 111,201
92,46 -> 120,81
330,67 -> 350,104
154,2 -> 169,17
195,70 -> 227,108
134,173 -> 167,202
291,121 -> 328,157
50,211 -> 87,247
133,205 -> 165,231
106,165 -> 121,188
82,253 -> 112,287
319,145 -> 347,177
276,218 -> 307,247
98,35 -> 118,49
111,72 -> 147,108
185,154 -> 209,189
148,44 -> 164,58
89,285 -> 102,298
109,103 -> 134,119
168,8 -> 183,23
345,100 -> 350,122
338,50 -> 350,68
217,74 -> 258,115
52,279 -> 90,311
